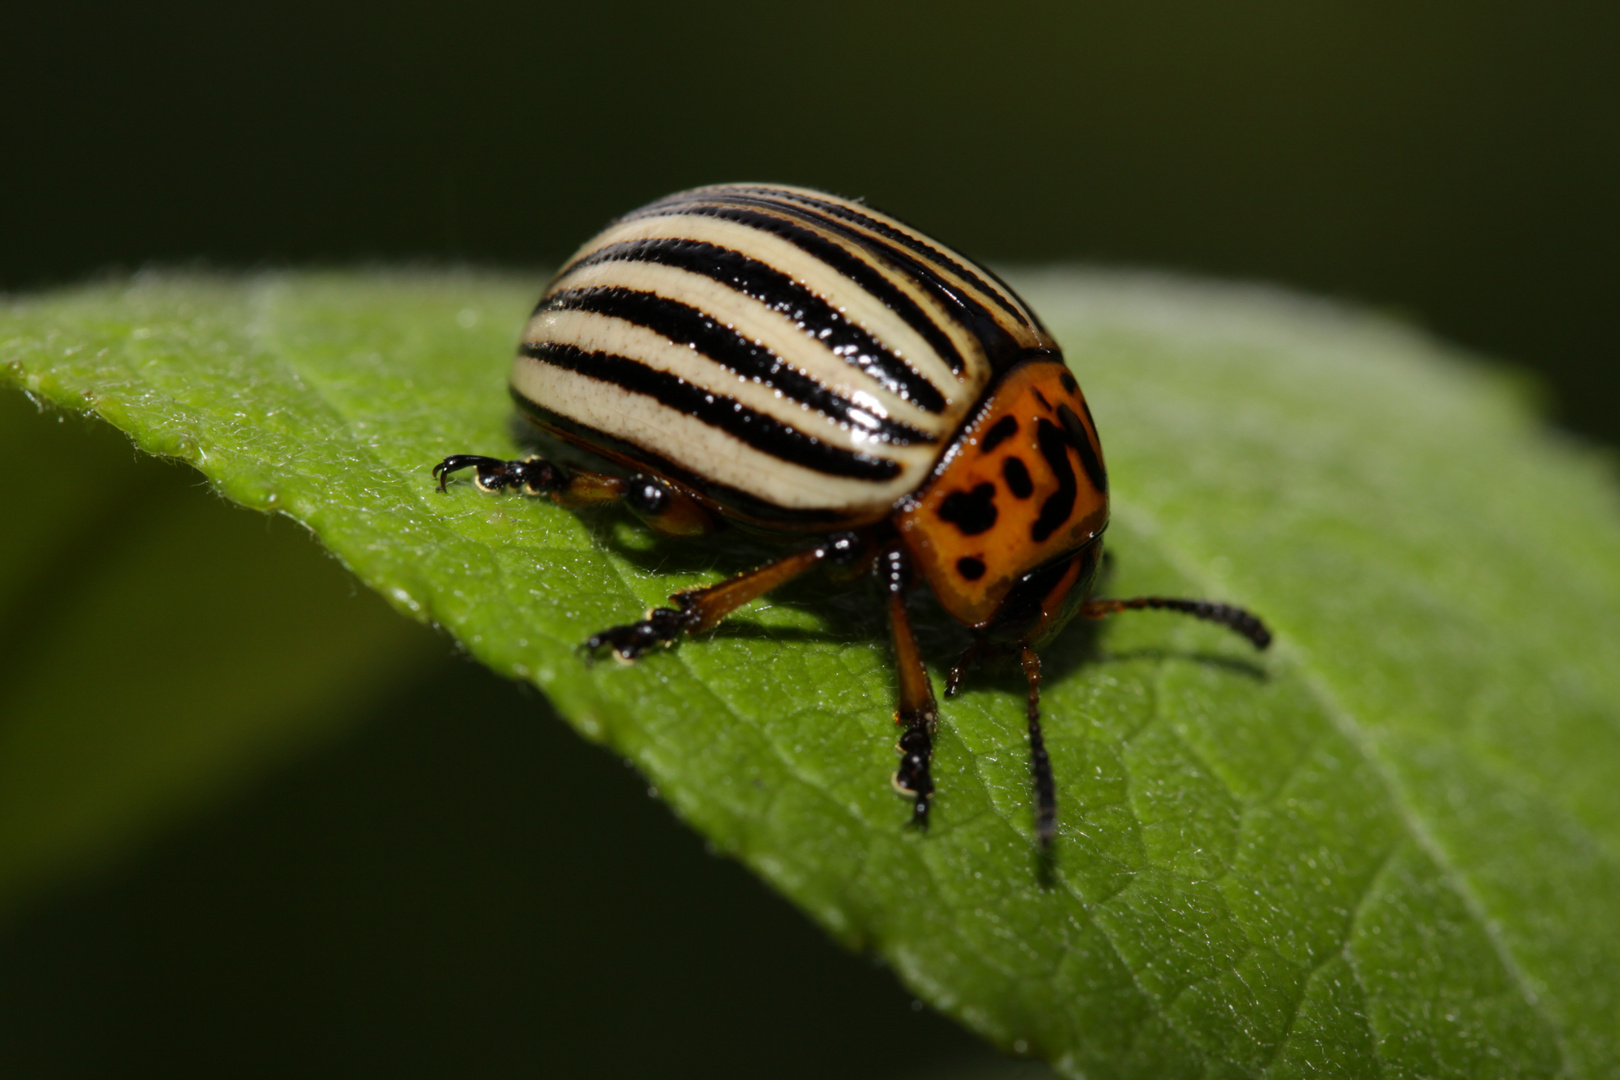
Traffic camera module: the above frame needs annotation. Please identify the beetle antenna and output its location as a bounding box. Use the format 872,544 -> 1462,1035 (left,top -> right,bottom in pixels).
1081,597 -> 1271,649
1019,647 -> 1057,848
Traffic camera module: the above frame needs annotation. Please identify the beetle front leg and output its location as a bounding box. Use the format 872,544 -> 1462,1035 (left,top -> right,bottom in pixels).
883,547 -> 937,830
944,641 -> 1057,847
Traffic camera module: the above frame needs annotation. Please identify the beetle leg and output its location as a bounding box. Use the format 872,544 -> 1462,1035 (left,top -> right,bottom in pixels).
1018,646 -> 1058,848
551,472 -> 720,537
944,640 -> 995,698
583,543 -> 832,660
435,455 -> 719,537
617,476 -> 720,537
1080,596 -> 1272,650
433,454 -> 565,495
883,547 -> 937,831
942,640 -> 1054,845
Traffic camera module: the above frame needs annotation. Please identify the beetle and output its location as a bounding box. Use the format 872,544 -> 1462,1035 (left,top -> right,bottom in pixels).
435,183 -> 1269,847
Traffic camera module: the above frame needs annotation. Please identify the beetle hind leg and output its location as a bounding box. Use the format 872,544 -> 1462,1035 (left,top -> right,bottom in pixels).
433,454 -> 563,494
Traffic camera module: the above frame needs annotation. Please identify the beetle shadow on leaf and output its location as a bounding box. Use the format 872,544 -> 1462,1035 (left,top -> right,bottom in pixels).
1094,647 -> 1269,682
1040,617 -> 1270,688
582,509 -> 781,575
1034,846 -> 1058,891
1041,553 -> 1271,685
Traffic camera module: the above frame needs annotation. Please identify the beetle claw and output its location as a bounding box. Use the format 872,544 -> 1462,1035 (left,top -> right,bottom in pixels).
581,607 -> 695,661
433,454 -> 561,495
892,716 -> 935,830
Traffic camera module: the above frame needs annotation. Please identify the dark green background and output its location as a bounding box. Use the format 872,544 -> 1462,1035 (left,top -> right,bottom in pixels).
1,1 -> 1615,1075
6,0 -> 1617,443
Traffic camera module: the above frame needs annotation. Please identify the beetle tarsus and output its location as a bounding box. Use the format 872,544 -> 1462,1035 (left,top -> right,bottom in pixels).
1081,596 -> 1272,649
582,547 -> 830,663
433,454 -> 562,495
582,605 -> 697,660
893,715 -> 935,829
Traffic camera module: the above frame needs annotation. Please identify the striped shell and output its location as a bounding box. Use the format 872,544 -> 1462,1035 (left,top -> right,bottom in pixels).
511,184 -> 1060,528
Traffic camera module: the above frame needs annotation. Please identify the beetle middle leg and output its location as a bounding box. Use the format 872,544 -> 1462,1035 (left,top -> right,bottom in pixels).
945,641 -> 1057,847
583,532 -> 873,660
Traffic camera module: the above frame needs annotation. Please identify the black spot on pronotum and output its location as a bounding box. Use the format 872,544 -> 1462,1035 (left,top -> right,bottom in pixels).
1059,371 -> 1078,394
1032,389 -> 1052,410
938,482 -> 998,536
1057,403 -> 1108,494
1002,456 -> 1034,498
956,556 -> 987,581
978,415 -> 1018,454
1031,418 -> 1078,543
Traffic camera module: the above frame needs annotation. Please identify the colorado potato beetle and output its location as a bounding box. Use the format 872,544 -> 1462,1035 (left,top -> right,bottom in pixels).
435,183 -> 1269,847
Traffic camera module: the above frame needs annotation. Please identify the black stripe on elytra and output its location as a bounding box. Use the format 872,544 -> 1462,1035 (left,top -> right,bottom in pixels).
510,389 -> 863,530
710,192 -> 1030,373
1057,403 -> 1108,494
559,238 -> 947,414
519,341 -> 901,481
541,287 -> 934,448
621,200 -> 970,376
744,186 -> 1031,325
1032,417 -> 1078,543
978,415 -> 1018,454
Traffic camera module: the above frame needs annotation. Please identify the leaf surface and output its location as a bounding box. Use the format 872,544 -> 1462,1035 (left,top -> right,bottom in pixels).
4,269 -> 1617,1078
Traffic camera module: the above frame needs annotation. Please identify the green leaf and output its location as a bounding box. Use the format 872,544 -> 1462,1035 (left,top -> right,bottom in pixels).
4,269 -> 1617,1078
